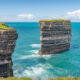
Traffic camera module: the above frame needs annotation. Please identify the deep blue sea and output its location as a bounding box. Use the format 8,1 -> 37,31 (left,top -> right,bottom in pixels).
6,22 -> 80,79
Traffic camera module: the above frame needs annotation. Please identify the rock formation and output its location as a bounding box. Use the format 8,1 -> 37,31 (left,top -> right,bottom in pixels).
0,23 -> 18,77
39,19 -> 71,55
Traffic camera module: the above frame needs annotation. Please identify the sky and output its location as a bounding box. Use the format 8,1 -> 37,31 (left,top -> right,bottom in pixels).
0,0 -> 80,22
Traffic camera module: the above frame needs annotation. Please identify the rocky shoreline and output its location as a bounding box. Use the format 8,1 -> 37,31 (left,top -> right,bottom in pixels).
0,21 -> 72,78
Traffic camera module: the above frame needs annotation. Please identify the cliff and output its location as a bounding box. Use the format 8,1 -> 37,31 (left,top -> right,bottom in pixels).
0,23 -> 18,77
39,19 -> 71,55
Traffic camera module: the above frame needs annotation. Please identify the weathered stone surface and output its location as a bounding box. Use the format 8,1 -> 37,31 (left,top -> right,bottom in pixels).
39,20 -> 71,55
0,23 -> 18,77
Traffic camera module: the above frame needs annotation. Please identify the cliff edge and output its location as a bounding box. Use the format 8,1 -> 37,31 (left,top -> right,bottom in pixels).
0,23 -> 18,77
39,19 -> 71,55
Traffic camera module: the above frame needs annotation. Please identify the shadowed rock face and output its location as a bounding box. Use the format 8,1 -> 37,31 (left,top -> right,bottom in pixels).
0,23 -> 18,77
39,20 -> 71,55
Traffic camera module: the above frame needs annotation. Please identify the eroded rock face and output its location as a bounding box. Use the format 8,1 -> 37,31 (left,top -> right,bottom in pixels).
39,20 -> 71,55
0,23 -> 18,77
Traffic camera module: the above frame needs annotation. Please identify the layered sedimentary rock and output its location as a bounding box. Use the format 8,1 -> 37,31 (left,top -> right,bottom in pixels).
0,23 -> 18,77
39,19 -> 71,55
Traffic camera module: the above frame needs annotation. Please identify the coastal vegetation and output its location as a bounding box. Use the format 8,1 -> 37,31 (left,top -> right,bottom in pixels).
0,23 -> 14,30
0,77 -> 80,80
0,77 -> 32,80
39,19 -> 70,22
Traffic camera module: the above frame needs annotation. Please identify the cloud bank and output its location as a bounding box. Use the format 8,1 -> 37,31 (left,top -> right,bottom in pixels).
0,9 -> 80,22
56,9 -> 80,21
65,9 -> 80,19
18,14 -> 34,19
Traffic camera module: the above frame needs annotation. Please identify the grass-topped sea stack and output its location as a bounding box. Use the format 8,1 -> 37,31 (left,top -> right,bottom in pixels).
39,19 -> 71,55
0,23 -> 18,77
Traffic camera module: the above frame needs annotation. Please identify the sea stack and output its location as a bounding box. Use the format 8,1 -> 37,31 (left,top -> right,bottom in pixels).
39,19 -> 71,55
0,23 -> 18,77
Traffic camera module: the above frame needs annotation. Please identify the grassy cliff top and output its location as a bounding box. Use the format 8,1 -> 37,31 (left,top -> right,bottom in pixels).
0,23 -> 14,30
0,77 -> 80,80
0,77 -> 32,80
39,19 -> 70,22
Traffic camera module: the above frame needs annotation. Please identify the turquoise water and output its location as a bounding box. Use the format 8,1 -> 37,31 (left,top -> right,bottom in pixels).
6,22 -> 80,79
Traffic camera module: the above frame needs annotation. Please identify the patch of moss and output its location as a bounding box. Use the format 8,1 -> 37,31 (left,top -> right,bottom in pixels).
20,77 -> 32,80
49,24 -> 52,30
0,23 -> 14,30
39,19 -> 70,22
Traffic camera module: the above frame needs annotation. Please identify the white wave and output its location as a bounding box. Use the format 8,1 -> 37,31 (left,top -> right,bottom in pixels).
30,44 -> 40,48
24,50 -> 38,54
41,63 -> 53,69
20,54 -> 39,59
30,50 -> 38,54
42,55 -> 52,60
23,67 -> 45,77
20,49 -> 52,60
20,54 -> 52,60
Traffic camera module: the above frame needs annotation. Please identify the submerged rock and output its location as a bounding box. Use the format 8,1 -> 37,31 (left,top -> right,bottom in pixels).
39,19 -> 71,55
0,23 -> 18,77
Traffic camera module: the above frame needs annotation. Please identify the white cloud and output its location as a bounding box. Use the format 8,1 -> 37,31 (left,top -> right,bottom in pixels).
55,9 -> 80,21
49,9 -> 80,21
18,14 -> 34,19
66,9 -> 80,19
1,10 -> 80,22
0,14 -> 36,22
67,9 -> 80,16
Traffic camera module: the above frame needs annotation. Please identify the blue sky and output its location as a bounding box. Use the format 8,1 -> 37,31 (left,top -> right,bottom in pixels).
0,0 -> 80,22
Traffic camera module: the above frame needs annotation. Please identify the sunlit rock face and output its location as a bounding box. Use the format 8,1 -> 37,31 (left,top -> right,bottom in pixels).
39,20 -> 71,55
0,23 -> 18,77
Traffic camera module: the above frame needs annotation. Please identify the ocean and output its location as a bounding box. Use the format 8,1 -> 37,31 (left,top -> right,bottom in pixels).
6,22 -> 80,79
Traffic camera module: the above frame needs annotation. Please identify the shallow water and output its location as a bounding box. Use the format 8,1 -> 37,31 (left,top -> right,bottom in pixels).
6,22 -> 80,79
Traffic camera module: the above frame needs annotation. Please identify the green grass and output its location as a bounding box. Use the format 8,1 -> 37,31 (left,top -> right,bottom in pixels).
48,77 -> 80,80
0,77 -> 80,80
0,23 -> 14,30
0,77 -> 32,80
39,19 -> 70,22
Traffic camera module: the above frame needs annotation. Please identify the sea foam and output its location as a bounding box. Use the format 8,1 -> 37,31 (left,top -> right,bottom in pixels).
30,44 -> 40,48
20,54 -> 51,60
30,50 -> 38,54
20,54 -> 39,59
23,67 -> 44,77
